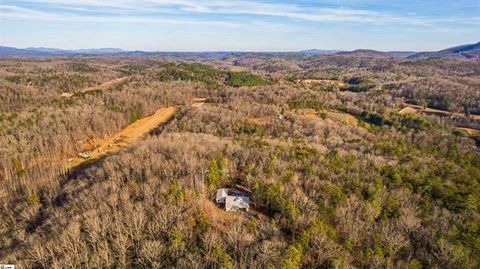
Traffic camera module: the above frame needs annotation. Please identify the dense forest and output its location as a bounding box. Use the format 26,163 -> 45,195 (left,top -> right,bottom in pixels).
0,54 -> 479,268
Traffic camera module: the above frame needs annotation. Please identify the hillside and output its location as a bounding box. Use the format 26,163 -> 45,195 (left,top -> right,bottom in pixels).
410,41 -> 480,59
300,49 -> 341,55
335,49 -> 416,58
4,43 -> 478,59
336,49 -> 391,57
0,46 -> 125,56
0,46 -> 48,56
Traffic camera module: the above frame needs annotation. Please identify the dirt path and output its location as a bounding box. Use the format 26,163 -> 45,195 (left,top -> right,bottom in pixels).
64,98 -> 207,169
61,77 -> 128,98
398,107 -> 418,115
457,128 -> 480,136
399,103 -> 480,135
402,103 -> 480,120
65,106 -> 178,169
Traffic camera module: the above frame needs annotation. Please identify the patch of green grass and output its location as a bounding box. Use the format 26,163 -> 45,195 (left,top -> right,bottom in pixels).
26,194 -> 41,205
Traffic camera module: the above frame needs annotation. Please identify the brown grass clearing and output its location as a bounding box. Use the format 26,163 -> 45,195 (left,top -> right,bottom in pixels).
325,110 -> 359,125
295,108 -> 318,118
293,108 -> 360,125
191,97 -> 207,108
398,107 -> 418,115
343,114 -> 359,125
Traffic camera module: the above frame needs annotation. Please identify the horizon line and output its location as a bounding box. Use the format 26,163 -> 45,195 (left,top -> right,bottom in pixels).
2,40 -> 479,54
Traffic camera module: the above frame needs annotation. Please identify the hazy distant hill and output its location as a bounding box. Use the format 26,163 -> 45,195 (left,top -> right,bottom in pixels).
410,41 -> 480,59
3,44 -> 478,59
25,47 -> 65,53
336,49 -> 416,58
0,46 -> 48,56
0,46 -> 125,56
71,48 -> 125,54
386,51 -> 417,58
300,49 -> 341,55
337,49 -> 389,57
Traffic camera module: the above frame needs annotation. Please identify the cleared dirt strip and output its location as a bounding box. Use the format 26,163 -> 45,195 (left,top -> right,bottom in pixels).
402,103 -> 480,120
64,106 -> 178,169
61,77 -> 128,98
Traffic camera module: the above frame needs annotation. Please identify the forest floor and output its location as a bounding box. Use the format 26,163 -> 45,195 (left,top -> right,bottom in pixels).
61,77 -> 128,98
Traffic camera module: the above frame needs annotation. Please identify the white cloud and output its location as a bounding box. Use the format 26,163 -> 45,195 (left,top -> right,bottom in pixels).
0,4 -> 241,27
4,0 -> 480,26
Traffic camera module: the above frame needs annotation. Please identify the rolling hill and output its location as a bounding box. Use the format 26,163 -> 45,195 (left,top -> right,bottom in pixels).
0,46 -> 125,56
336,49 -> 416,58
2,43 -> 478,59
410,41 -> 480,59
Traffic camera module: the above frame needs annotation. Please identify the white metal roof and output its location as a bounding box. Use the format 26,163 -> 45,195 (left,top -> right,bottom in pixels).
225,195 -> 249,210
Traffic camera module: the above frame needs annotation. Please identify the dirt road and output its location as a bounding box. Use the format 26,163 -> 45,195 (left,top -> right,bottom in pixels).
399,103 -> 480,135
401,103 -> 480,120
61,77 -> 128,98
65,106 -> 178,169
65,98 -> 207,169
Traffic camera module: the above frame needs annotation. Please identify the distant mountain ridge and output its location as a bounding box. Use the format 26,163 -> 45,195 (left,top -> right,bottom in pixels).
300,49 -> 341,55
0,46 -> 407,57
336,49 -> 416,58
409,41 -> 480,59
0,46 -> 125,56
1,43 -> 478,58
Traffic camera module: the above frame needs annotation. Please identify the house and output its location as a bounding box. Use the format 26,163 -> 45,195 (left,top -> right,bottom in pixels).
215,188 -> 250,212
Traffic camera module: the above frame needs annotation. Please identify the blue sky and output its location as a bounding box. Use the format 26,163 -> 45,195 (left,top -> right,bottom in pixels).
0,0 -> 479,51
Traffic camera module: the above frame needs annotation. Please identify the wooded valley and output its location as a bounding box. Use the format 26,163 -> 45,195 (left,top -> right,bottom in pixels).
0,54 -> 479,268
